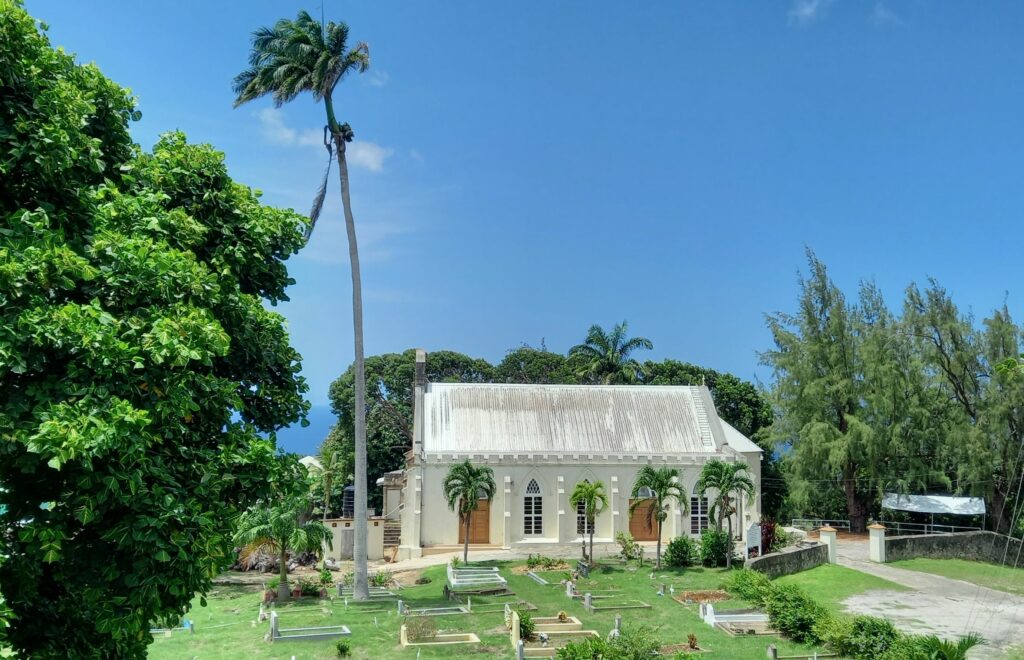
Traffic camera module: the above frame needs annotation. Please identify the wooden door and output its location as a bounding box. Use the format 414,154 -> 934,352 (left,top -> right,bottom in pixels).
628,499 -> 658,541
458,499 -> 490,544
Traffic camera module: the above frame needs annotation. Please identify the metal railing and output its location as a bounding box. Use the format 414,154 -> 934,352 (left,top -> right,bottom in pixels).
871,520 -> 981,536
790,519 -> 851,531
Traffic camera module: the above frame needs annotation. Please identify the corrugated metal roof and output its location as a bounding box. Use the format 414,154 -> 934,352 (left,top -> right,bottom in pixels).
421,383 -> 737,455
720,420 -> 763,454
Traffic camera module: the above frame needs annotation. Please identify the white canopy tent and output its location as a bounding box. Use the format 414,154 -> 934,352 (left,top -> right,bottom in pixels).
882,493 -> 985,516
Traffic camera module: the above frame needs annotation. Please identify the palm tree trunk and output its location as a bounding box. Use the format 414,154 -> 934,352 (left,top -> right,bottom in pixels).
329,121 -> 369,602
588,522 -> 594,564
279,547 -> 290,601
321,475 -> 332,571
726,516 -> 733,569
463,513 -> 471,563
656,520 -> 663,569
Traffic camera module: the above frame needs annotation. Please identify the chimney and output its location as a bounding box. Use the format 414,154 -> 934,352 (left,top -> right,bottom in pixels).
414,349 -> 427,387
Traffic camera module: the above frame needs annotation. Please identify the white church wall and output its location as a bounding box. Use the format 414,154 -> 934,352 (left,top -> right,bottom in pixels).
406,457 -> 760,552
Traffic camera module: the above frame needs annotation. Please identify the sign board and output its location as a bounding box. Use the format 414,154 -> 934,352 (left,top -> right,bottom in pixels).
745,522 -> 762,559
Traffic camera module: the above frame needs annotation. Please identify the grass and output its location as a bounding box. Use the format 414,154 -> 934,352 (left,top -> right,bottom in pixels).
774,563 -> 908,612
147,560 -> 851,659
888,557 -> 1024,596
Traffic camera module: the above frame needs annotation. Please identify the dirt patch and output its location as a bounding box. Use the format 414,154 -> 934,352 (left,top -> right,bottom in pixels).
660,644 -> 707,654
673,590 -> 730,604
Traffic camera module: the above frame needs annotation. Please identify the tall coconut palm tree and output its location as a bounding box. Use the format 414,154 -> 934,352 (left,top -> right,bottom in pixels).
442,461 -> 497,563
569,480 -> 609,563
568,321 -> 653,384
234,497 -> 332,600
629,466 -> 685,569
696,459 -> 756,568
233,11 -> 371,600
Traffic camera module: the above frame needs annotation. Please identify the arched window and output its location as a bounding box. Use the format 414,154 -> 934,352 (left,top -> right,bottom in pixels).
690,485 -> 709,535
635,486 -> 654,499
576,480 -> 595,535
524,479 -> 542,535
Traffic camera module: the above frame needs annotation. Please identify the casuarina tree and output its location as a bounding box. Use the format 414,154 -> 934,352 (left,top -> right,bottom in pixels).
442,461 -> 497,563
0,4 -> 308,655
233,10 -> 372,599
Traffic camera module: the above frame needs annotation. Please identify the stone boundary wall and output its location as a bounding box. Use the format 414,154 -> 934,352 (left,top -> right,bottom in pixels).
885,531 -> 1023,567
744,543 -> 828,579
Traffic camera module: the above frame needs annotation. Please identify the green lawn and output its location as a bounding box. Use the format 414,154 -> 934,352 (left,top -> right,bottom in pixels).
148,561 -> 842,659
888,558 -> 1024,596
774,563 -> 908,612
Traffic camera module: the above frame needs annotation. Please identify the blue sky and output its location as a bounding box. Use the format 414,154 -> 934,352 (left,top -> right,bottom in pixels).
29,1 -> 1024,453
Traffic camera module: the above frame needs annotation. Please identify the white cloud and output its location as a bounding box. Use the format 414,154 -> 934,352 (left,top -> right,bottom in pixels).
367,70 -> 390,88
256,108 -> 392,172
871,3 -> 904,26
256,108 -> 322,148
347,141 -> 394,172
788,0 -> 833,27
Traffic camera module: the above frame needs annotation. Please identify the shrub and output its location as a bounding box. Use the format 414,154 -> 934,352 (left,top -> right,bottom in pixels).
556,636 -> 608,659
319,568 -> 334,586
835,616 -> 901,658
335,639 -> 351,657
298,576 -> 321,596
615,532 -> 642,561
414,576 -> 432,585
764,583 -> 829,644
267,577 -> 280,591
370,570 -> 394,588
610,624 -> 661,659
555,625 -> 660,660
771,529 -> 795,553
723,569 -> 772,606
699,529 -> 731,567
515,606 -> 536,641
664,536 -> 697,567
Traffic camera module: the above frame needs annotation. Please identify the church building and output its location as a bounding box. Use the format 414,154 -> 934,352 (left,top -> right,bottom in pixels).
397,350 -> 762,559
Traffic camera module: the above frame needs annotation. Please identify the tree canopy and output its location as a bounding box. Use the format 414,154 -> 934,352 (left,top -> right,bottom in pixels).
0,4 -> 308,655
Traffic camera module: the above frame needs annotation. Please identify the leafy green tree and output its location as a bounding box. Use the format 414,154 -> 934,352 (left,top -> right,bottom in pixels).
442,461 -> 497,563
569,321 -> 653,384
496,345 -> 578,384
234,497 -> 332,600
0,5 -> 307,655
328,349 -> 494,508
696,460 -> 755,567
234,9 -> 373,599
570,480 -> 609,562
629,466 -> 685,568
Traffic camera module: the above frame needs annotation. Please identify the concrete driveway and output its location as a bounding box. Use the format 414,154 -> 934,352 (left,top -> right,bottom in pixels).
835,540 -> 1024,658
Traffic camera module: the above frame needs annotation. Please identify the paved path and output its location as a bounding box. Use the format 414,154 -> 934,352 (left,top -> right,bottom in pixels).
835,541 -> 1024,658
